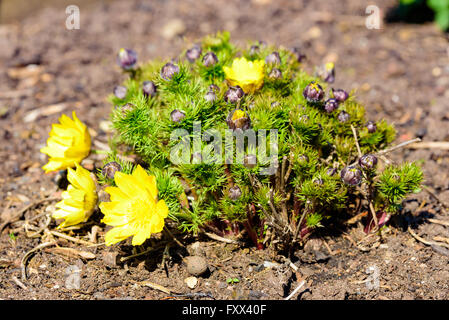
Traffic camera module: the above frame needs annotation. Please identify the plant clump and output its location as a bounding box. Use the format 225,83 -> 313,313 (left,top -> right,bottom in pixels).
42,32 -> 423,251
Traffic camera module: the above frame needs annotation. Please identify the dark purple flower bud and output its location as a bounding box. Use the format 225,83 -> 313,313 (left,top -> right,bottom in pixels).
313,178 -> 323,185
258,40 -> 267,47
121,103 -> 135,116
102,161 -> 122,180
324,98 -> 339,113
161,62 -> 180,80
326,167 -> 337,176
250,45 -> 259,55
142,81 -> 157,98
170,109 -> 186,123
291,47 -> 306,63
340,166 -> 363,186
358,154 -> 378,170
202,52 -> 218,67
224,86 -> 244,104
226,109 -> 251,131
117,48 -> 137,70
113,86 -> 127,99
303,82 -> 324,103
208,84 -> 220,93
244,154 -> 257,169
265,52 -> 281,65
204,90 -> 216,103
338,111 -> 350,123
229,186 -> 242,200
269,68 -> 282,79
271,101 -> 280,108
366,121 -> 377,133
186,45 -> 202,63
331,88 -> 349,102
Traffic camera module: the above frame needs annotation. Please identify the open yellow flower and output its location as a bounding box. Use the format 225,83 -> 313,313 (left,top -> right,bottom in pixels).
53,163 -> 97,228
40,111 -> 91,173
99,165 -> 169,246
223,57 -> 265,94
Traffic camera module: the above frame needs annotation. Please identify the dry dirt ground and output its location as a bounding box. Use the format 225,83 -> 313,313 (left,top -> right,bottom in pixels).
0,0 -> 449,300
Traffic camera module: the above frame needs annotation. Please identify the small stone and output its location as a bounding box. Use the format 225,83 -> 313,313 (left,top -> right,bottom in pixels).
185,256 -> 208,276
189,242 -> 206,256
162,19 -> 186,40
184,276 -> 198,289
102,251 -> 118,268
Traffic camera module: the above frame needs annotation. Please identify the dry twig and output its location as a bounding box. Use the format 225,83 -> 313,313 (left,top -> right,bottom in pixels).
203,231 -> 239,244
0,197 -> 60,232
408,226 -> 449,249
21,241 -> 57,281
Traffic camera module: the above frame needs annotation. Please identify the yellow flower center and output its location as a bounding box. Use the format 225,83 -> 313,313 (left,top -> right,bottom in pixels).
232,109 -> 246,121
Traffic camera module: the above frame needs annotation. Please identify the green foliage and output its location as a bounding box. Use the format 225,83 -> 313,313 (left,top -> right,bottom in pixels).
399,0 -> 449,31
104,32 -> 424,248
377,162 -> 423,212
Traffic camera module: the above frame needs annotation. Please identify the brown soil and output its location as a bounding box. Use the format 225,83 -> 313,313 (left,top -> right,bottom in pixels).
1,0 -> 448,300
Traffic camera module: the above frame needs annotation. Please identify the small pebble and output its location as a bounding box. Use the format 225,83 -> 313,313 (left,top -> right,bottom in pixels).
185,256 -> 208,276
184,276 -> 198,289
102,251 -> 118,268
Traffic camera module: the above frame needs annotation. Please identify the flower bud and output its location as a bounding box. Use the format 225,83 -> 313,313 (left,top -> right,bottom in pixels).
226,108 -> 251,131
269,68 -> 282,79
186,45 -> 202,63
316,62 -> 335,83
366,121 -> 377,133
142,81 -> 157,98
244,154 -> 257,169
358,154 -> 378,170
299,115 -> 310,123
297,154 -> 309,163
324,98 -> 339,113
117,48 -> 137,70
303,82 -> 324,103
290,47 -> 306,63
313,178 -> 323,185
337,111 -> 350,123
224,86 -> 244,104
170,109 -> 186,123
102,161 -> 122,180
121,103 -> 135,116
209,84 -> 220,92
249,45 -> 259,55
229,185 -> 242,200
202,52 -> 218,67
340,166 -> 363,186
271,101 -> 280,108
113,86 -> 127,99
331,88 -> 349,102
204,90 -> 216,103
160,62 -> 180,80
265,52 -> 281,65
326,167 -> 337,176
258,40 -> 267,48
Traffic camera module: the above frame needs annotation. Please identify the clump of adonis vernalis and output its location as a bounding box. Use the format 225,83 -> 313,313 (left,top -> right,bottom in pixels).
97,32 -> 423,250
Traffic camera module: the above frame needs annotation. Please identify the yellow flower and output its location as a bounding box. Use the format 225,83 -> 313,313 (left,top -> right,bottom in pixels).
40,111 -> 91,173
99,165 -> 169,246
53,163 -> 97,228
223,57 -> 265,94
